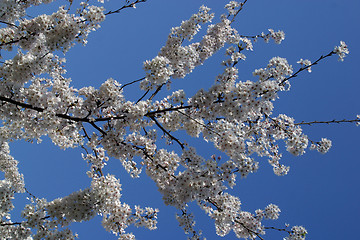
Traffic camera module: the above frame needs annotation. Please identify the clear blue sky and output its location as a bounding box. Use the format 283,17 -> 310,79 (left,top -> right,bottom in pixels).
8,0 -> 360,239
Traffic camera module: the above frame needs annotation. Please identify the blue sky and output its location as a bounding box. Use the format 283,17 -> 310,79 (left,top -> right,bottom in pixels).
7,0 -> 360,239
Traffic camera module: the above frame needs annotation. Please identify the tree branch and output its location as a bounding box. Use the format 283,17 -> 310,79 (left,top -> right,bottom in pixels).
145,105 -> 192,117
149,115 -> 185,149
229,0 -> 248,23
176,109 -> 222,137
120,77 -> 145,90
105,0 -> 147,15
280,50 -> 336,86
295,118 -> 360,126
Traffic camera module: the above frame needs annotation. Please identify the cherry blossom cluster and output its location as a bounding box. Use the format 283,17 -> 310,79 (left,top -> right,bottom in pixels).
297,59 -> 312,73
0,142 -> 25,236
176,211 -> 203,240
20,197 -> 77,239
0,180 -> 14,220
89,172 -> 158,238
265,29 -> 286,44
0,0 -> 56,24
253,56 -> 293,83
285,226 -> 308,240
334,41 -> 349,61
142,5 -> 241,90
225,1 -> 242,16
310,138 -> 332,154
0,142 -> 25,192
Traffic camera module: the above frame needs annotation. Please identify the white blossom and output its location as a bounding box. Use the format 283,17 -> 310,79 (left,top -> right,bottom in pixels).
285,226 -> 308,240
311,138 -> 332,154
334,41 -> 349,61
297,58 -> 312,72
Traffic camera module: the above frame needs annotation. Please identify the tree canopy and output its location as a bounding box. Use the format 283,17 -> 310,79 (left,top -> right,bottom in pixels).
0,0 -> 359,239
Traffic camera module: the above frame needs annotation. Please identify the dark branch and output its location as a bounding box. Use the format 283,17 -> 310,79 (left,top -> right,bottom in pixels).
229,0 -> 248,23
148,84 -> 164,101
149,115 -> 184,149
146,105 -> 192,117
295,118 -> 360,126
105,0 -> 147,15
265,226 -> 290,234
0,20 -> 18,28
280,50 -> 336,86
120,77 -> 145,90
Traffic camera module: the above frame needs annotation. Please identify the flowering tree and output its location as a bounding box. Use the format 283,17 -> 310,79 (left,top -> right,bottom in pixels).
0,0 -> 357,239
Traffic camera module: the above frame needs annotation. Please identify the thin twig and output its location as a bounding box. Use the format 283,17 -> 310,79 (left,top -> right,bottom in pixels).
0,20 -> 18,28
146,105 -> 192,117
89,122 -> 106,136
176,109 -> 221,137
105,0 -> 147,15
149,116 -> 184,149
280,50 -> 335,86
295,118 -> 360,126
120,77 -> 145,90
264,226 -> 291,234
229,0 -> 248,23
148,84 -> 164,101
234,219 -> 265,240
136,89 -> 149,103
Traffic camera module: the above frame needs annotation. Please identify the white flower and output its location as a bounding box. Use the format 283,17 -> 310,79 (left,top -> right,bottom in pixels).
268,29 -> 285,44
334,41 -> 349,61
316,138 -> 332,154
297,58 -> 312,73
264,204 -> 281,220
285,226 -> 308,240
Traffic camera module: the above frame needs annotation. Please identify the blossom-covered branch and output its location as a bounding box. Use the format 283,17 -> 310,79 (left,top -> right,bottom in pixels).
0,0 -> 354,239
